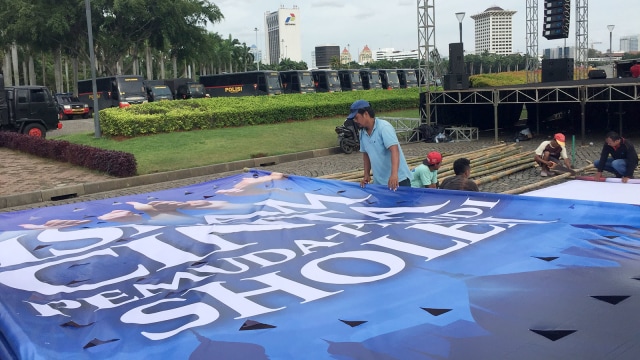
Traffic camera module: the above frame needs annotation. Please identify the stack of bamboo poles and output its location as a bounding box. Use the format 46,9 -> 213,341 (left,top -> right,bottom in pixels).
320,143 -> 533,184
319,143 -> 589,194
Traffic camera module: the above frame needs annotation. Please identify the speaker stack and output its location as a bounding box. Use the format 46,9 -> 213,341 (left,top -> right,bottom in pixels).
443,42 -> 469,90
541,58 -> 574,82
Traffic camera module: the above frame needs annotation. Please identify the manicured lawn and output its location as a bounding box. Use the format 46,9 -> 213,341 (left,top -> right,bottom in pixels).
57,108 -> 421,174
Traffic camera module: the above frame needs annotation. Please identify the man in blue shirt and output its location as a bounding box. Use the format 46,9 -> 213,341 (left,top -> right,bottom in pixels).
347,100 -> 412,191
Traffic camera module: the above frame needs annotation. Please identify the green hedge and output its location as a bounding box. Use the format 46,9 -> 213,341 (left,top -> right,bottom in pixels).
469,71 -> 528,88
99,88 -> 420,137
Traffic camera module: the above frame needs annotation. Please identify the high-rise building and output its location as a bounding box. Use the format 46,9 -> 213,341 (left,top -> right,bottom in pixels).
314,45 -> 340,69
264,5 -> 301,65
620,35 -> 640,53
470,6 -> 517,55
249,45 -> 262,64
359,45 -> 373,65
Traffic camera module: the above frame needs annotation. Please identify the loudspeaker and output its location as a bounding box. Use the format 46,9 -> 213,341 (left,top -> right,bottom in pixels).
448,43 -> 465,74
443,74 -> 469,90
541,58 -> 574,82
543,0 -> 570,40
588,69 -> 607,79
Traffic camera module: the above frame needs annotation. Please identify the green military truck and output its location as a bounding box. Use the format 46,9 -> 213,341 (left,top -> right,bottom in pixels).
0,74 -> 62,138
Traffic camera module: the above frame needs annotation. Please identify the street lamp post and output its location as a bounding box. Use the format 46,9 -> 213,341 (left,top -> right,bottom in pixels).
455,12 -> 465,44
254,27 -> 259,70
607,24 -> 615,55
84,0 -> 101,138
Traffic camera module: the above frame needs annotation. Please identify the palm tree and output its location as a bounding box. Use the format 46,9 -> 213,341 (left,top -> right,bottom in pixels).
330,56 -> 341,70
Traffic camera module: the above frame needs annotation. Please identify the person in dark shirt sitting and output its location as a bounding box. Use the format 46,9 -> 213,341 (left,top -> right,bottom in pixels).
440,157 -> 479,192
594,131 -> 638,183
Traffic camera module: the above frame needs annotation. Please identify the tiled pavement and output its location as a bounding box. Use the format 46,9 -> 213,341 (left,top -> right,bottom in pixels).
0,120 -> 634,213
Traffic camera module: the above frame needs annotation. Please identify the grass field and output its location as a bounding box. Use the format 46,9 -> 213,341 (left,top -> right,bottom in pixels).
57,108 -> 421,174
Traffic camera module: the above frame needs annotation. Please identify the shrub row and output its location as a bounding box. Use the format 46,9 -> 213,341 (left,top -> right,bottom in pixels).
0,132 -> 137,177
470,71 -> 528,88
100,88 -> 421,137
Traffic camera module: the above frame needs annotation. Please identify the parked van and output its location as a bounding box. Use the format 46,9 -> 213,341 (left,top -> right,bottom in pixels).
378,69 -> 401,89
199,71 -> 283,97
359,69 -> 382,90
78,75 -> 147,111
398,69 -> 419,88
338,69 -> 364,91
311,70 -> 342,93
143,80 -> 174,102
279,70 -> 316,94
164,78 -> 206,99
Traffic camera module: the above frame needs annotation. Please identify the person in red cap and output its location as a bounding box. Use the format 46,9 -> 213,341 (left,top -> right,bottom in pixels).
534,133 -> 572,177
410,151 -> 442,188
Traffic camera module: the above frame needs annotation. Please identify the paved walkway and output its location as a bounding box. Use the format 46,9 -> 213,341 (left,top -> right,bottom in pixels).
0,120 -> 633,213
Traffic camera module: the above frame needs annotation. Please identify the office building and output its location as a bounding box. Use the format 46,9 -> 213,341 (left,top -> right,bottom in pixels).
470,6 -> 517,55
620,35 -> 640,53
249,45 -> 262,64
314,45 -> 340,69
264,5 -> 301,65
375,48 -> 419,61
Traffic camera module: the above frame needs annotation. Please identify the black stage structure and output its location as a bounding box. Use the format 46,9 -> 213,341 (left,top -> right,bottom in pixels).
420,77 -> 640,144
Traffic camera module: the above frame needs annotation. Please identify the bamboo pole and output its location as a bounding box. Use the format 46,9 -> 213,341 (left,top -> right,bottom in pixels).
438,152 -> 532,179
501,164 -> 595,195
470,156 -> 534,179
320,143 -> 532,186
474,162 -> 535,185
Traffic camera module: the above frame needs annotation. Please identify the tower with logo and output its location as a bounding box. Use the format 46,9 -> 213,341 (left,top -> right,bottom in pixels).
264,5 -> 301,65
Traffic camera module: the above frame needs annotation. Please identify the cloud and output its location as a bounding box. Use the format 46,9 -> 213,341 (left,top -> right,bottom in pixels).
310,1 -> 346,8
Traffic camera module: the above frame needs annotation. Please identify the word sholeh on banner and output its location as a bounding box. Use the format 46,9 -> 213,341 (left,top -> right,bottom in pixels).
0,177 -> 549,343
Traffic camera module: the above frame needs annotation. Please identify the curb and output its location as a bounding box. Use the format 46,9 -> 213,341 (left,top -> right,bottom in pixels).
0,147 -> 342,210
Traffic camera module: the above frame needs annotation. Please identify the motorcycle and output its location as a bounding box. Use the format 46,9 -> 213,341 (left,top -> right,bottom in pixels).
335,118 -> 360,154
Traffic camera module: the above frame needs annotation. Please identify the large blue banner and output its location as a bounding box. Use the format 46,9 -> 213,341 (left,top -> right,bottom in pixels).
1,170 -> 639,359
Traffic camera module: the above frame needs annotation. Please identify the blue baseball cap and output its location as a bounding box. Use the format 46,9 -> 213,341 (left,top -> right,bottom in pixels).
347,100 -> 371,119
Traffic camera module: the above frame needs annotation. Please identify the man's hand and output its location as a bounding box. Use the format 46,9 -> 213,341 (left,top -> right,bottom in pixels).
594,172 -> 603,181
360,173 -> 371,188
388,174 -> 400,191
622,177 -> 630,184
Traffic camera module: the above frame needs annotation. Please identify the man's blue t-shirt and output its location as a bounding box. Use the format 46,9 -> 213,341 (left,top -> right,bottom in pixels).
359,118 -> 412,185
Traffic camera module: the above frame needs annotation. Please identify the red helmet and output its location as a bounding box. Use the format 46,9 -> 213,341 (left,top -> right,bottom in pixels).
426,151 -> 442,165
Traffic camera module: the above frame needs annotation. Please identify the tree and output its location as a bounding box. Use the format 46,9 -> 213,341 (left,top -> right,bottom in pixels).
329,56 -> 341,70
277,59 -> 307,71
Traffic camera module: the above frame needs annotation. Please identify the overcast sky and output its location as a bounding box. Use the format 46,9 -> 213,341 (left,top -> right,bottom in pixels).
209,0 -> 639,65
